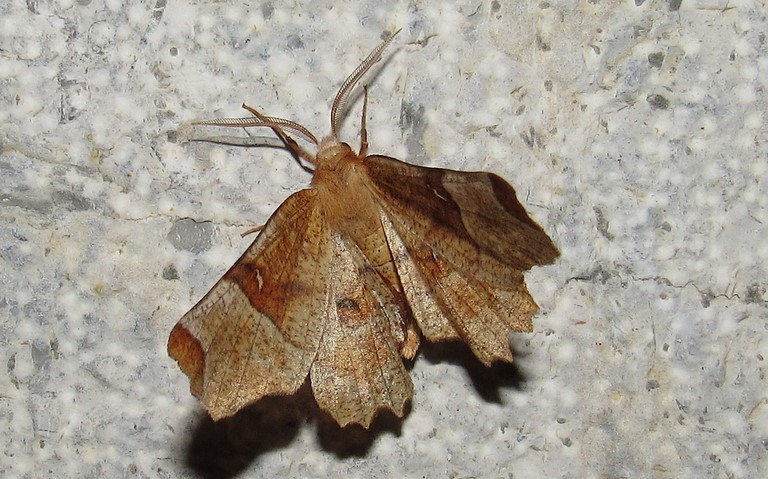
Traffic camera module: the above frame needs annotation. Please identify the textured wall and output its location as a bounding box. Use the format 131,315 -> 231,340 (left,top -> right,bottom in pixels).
2,1 -> 766,478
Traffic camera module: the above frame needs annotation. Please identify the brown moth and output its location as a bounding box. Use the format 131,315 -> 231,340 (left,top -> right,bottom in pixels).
168,33 -> 559,428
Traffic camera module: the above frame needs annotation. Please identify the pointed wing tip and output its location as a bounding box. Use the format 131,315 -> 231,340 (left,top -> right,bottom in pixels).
542,241 -> 561,265
335,401 -> 410,429
168,323 -> 205,397
479,348 -> 514,367
206,407 -> 231,422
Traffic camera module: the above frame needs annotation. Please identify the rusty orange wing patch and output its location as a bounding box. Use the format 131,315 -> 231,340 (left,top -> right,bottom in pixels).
169,188 -> 330,420
169,32 -> 559,428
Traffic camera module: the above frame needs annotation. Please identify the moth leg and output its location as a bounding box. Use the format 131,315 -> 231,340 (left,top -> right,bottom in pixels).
239,224 -> 265,238
359,85 -> 369,157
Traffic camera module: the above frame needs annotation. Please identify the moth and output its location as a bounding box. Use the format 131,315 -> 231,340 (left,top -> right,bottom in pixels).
168,33 -> 559,428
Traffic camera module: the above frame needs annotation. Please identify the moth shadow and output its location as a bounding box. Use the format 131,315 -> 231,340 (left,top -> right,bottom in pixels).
420,340 -> 526,403
315,403 -> 407,458
178,382 -> 405,477
180,387 -> 309,479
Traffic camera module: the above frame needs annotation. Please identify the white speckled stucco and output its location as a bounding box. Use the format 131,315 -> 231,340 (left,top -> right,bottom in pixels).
1,1 -> 766,478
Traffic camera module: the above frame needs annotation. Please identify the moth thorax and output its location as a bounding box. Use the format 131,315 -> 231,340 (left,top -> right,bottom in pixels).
315,139 -> 358,169
312,140 -> 377,233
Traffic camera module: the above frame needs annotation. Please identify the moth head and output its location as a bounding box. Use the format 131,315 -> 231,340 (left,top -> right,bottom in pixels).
316,137 -> 357,168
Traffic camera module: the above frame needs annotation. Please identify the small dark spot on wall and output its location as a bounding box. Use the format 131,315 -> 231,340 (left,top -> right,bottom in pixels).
163,264 -> 180,281
648,51 -> 664,68
400,101 -> 425,132
647,94 -> 670,110
287,34 -> 304,50
261,2 -> 274,19
745,283 -> 766,304
536,35 -> 550,52
593,207 -> 614,240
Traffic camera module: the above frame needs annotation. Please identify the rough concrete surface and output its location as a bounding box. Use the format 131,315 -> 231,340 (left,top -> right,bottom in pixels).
1,1 -> 766,478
